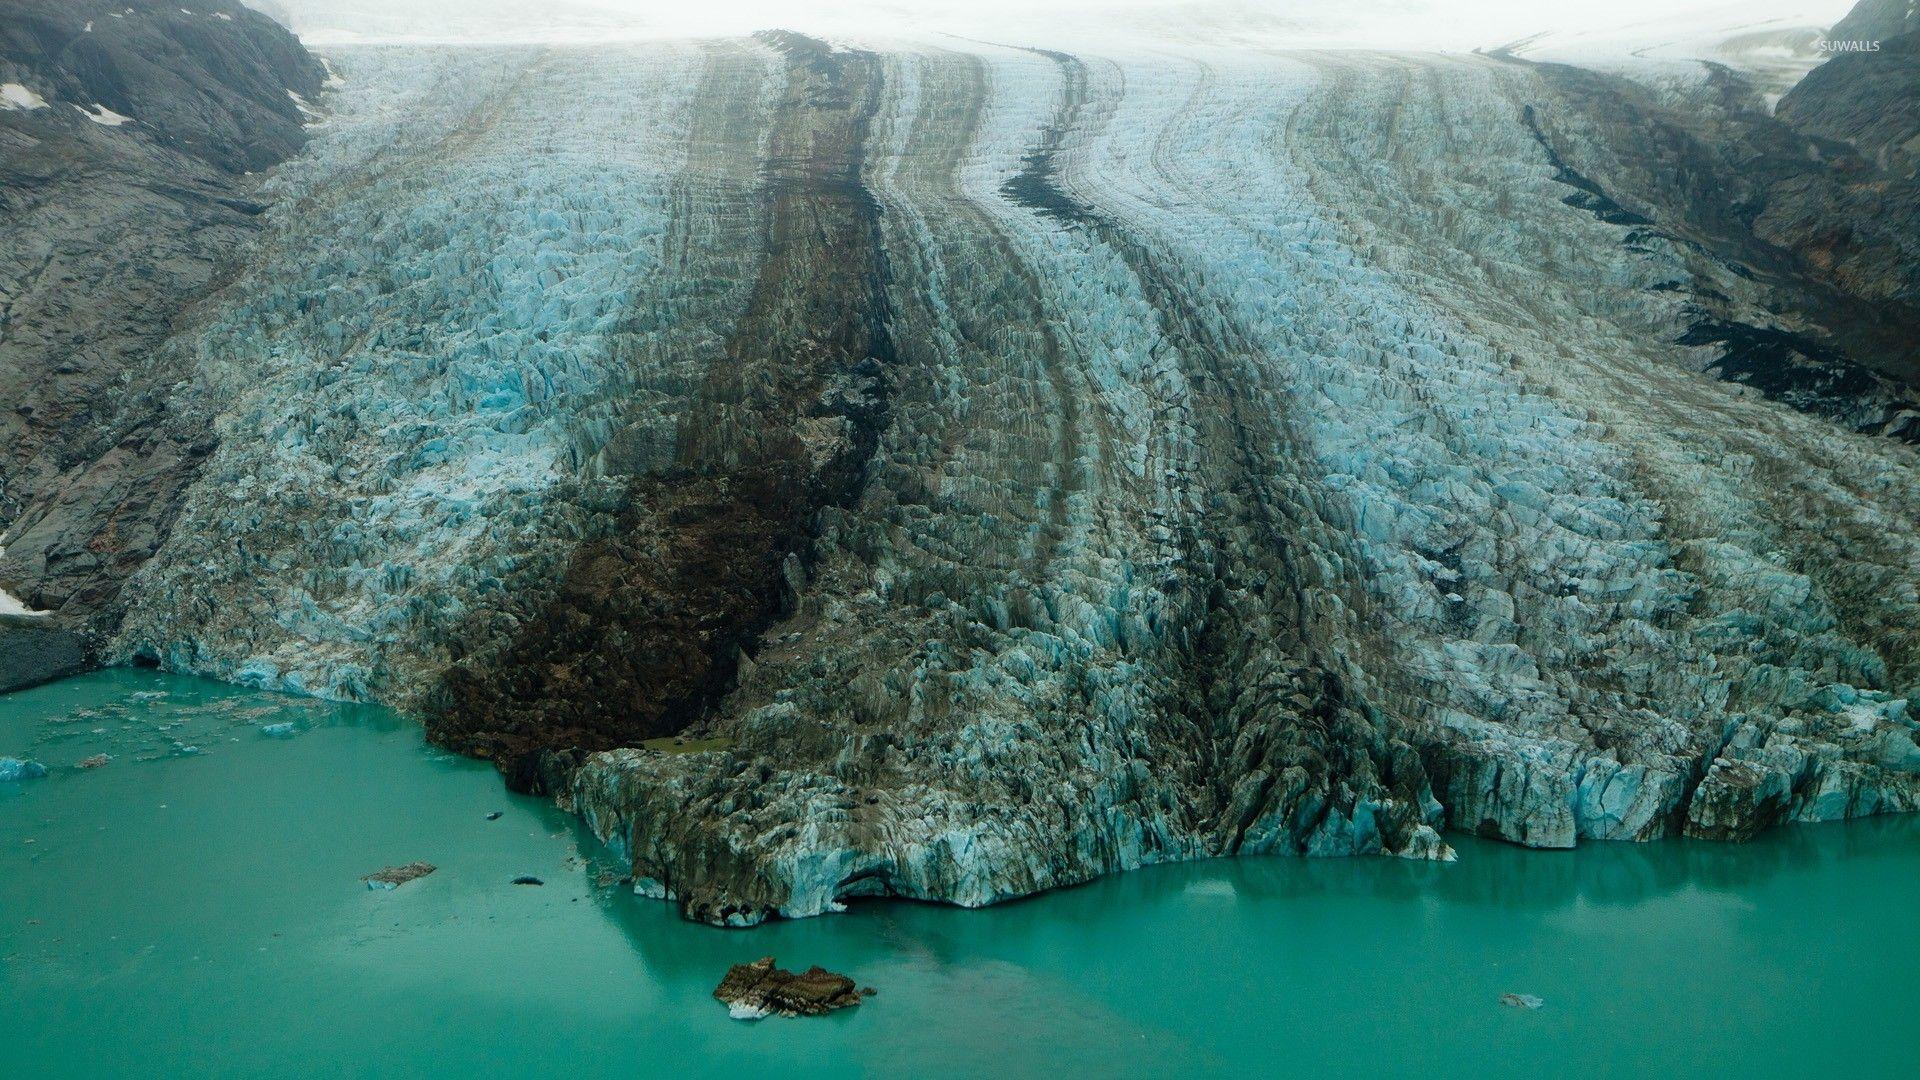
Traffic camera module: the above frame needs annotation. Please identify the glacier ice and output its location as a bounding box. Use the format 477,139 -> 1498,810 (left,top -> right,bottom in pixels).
94,33 -> 1920,923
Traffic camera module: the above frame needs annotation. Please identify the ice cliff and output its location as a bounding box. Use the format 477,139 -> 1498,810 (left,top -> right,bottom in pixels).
5,5 -> 1918,923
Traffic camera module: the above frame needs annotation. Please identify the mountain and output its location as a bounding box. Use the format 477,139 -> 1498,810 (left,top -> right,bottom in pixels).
2,1 -> 1916,921
0,0 -> 323,688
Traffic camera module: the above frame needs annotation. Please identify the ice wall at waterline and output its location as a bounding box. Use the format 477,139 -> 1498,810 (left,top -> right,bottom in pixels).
112,37 -> 1920,924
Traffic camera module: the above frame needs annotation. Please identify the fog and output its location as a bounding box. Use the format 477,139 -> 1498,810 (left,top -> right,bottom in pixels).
244,0 -> 1854,54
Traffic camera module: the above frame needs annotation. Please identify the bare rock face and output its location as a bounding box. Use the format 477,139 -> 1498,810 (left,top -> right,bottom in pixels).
0,613 -> 86,693
1515,44 -> 1920,442
713,957 -> 863,1019
1828,0 -> 1920,44
0,1 -> 323,660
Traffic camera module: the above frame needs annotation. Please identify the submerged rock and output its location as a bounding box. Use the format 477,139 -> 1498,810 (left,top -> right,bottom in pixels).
1501,993 -> 1545,1010
0,757 -> 49,782
713,957 -> 865,1019
510,876 -> 544,886
362,862 -> 436,890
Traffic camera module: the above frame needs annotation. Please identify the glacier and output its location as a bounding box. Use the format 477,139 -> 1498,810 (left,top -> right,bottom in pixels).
4,6 -> 1918,925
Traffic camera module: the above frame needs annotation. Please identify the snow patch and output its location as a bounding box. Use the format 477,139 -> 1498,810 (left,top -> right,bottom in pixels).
1,83 -> 49,111
0,587 -> 48,617
77,103 -> 135,126
1842,703 -> 1881,734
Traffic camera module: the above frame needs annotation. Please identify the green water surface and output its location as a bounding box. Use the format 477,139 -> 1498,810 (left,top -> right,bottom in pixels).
4,671 -> 1917,1078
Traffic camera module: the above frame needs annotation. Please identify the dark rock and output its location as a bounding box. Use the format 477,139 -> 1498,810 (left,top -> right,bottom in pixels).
1780,33 -> 1920,178
713,957 -> 865,1019
362,862 -> 435,890
1516,44 -> 1920,439
510,876 -> 543,886
485,811 -> 503,821
1829,0 -> 1920,44
0,1 -> 324,636
0,613 -> 88,693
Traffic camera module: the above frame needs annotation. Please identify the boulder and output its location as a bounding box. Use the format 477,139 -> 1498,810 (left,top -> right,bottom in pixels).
713,957 -> 864,1019
362,862 -> 436,890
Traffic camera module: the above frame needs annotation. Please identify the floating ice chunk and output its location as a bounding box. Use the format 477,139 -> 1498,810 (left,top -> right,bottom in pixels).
1,83 -> 48,111
77,103 -> 134,126
260,722 -> 299,738
727,1001 -> 772,1021
0,758 -> 49,782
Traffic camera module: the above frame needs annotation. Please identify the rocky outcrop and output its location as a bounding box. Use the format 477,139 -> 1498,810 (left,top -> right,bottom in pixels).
0,0 -> 323,650
0,612 -> 87,693
8,20 -> 1911,923
1780,34 -> 1919,179
712,957 -> 864,1019
1511,49 -> 1920,442
1828,0 -> 1920,44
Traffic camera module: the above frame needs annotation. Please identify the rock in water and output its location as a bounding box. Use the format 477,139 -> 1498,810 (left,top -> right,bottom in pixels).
1501,993 -> 1545,1010
75,754 -> 111,770
362,862 -> 436,890
510,876 -> 544,886
713,957 -> 864,1019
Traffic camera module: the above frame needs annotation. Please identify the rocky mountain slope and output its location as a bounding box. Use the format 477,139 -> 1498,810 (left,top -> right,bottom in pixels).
4,4 -> 1918,922
0,0 -> 324,687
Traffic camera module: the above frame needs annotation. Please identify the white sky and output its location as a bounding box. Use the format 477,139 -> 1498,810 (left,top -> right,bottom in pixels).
249,0 -> 1857,52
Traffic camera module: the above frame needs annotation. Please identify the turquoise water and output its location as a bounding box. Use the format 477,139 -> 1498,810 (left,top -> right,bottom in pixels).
4,671 -> 1918,1078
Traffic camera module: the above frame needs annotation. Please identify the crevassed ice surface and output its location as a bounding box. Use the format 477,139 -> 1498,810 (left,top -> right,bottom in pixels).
111,37 -> 1920,921
117,43 -> 774,699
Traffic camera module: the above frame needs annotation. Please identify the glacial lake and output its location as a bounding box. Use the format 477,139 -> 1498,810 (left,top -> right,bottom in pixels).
4,671 -> 1917,1078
